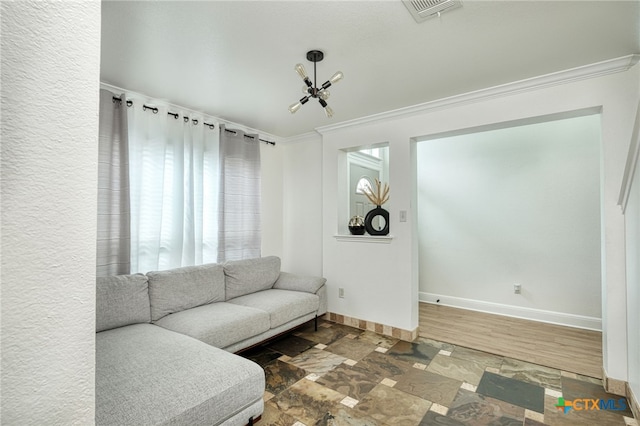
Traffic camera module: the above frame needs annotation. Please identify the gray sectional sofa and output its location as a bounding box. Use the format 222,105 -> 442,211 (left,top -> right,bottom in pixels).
96,256 -> 327,426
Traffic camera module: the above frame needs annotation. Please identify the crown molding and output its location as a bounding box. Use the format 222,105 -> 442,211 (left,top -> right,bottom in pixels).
280,131 -> 321,145
315,54 -> 640,135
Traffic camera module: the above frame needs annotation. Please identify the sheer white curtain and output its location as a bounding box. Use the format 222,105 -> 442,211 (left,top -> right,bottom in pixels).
127,99 -> 219,273
217,124 -> 261,262
96,89 -> 131,276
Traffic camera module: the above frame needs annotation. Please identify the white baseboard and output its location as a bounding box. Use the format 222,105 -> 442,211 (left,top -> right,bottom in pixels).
419,292 -> 602,331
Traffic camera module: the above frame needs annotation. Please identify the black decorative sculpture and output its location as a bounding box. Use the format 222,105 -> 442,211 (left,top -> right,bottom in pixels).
362,179 -> 390,236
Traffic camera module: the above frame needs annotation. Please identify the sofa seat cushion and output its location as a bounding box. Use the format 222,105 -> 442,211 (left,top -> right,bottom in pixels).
96,324 -> 264,426
227,289 -> 320,329
155,302 -> 270,349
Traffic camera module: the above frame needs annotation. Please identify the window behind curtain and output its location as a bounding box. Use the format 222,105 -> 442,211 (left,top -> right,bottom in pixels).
217,124 -> 261,263
97,91 -> 264,274
127,100 -> 219,273
96,90 -> 131,276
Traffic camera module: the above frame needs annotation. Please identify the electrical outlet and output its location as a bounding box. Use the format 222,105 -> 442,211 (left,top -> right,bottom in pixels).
339,288 -> 345,298
514,283 -> 521,294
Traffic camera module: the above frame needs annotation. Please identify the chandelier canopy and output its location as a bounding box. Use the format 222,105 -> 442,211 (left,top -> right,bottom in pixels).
288,50 -> 343,118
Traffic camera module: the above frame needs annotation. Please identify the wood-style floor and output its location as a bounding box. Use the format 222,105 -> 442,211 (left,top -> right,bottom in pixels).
419,303 -> 603,379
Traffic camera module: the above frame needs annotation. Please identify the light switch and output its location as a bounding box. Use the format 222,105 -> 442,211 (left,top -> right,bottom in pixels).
399,210 -> 407,222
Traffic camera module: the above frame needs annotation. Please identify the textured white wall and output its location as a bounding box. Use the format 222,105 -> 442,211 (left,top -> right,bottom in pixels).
417,115 -> 602,323
1,2 -> 100,423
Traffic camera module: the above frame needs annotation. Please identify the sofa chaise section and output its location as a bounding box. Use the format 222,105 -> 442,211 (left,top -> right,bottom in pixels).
96,273 -> 265,426
96,324 -> 264,426
96,256 -> 327,425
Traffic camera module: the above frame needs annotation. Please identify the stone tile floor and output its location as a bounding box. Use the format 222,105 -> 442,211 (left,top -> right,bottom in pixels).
239,319 -> 637,426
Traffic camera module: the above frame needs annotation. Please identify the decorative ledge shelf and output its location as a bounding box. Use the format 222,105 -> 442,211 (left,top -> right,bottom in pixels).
334,234 -> 394,244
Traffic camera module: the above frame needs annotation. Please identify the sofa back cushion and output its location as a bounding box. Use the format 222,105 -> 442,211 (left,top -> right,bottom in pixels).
96,274 -> 151,332
147,263 -> 225,321
224,256 -> 281,300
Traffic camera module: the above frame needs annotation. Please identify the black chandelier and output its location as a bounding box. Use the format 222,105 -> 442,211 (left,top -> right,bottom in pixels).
288,50 -> 343,118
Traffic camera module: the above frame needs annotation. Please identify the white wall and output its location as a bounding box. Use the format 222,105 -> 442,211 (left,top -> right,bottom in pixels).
282,133 -> 324,276
260,142 -> 284,259
625,147 -> 640,407
1,2 -> 101,423
622,102 -> 640,407
284,57 -> 639,382
416,115 -> 602,328
320,127 -> 418,332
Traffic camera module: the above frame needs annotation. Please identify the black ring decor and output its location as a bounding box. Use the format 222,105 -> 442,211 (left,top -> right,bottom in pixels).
364,206 -> 390,236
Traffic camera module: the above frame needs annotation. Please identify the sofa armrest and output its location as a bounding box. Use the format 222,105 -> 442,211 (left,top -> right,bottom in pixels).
273,271 -> 326,294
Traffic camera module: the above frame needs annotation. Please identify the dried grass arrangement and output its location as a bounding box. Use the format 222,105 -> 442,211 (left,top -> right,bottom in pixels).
363,178 -> 389,206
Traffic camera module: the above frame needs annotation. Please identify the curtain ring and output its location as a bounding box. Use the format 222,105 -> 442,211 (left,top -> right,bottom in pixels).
143,105 -> 158,114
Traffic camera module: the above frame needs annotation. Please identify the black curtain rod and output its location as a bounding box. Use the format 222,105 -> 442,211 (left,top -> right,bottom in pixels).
112,96 -> 275,145
223,128 -> 276,146
112,96 -> 215,129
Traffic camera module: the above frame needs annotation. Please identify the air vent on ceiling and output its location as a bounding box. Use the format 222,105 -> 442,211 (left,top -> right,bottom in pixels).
402,0 -> 462,23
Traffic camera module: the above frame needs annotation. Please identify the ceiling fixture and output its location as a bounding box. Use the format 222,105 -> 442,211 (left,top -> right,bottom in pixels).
289,50 -> 343,118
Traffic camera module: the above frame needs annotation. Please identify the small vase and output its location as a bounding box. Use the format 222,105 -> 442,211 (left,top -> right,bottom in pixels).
348,215 -> 366,235
364,205 -> 389,236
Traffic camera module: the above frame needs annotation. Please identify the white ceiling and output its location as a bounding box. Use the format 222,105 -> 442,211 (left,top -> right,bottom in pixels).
101,1 -> 640,139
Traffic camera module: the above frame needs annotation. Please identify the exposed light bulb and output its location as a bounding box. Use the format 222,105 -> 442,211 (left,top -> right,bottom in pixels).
302,85 -> 311,95
289,102 -> 302,114
319,89 -> 330,100
294,63 -> 307,80
318,98 -> 333,117
289,96 -> 310,113
329,71 -> 344,84
324,105 -> 334,118
322,71 -> 344,90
